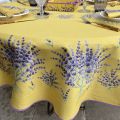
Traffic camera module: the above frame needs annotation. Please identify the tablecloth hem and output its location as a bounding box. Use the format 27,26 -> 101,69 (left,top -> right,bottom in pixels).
10,97 -> 120,120
1,84 -> 120,120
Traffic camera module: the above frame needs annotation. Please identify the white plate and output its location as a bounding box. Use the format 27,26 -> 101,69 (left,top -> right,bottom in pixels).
0,9 -> 29,18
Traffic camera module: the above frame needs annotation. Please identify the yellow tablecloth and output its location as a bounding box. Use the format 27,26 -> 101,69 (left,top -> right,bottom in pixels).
0,2 -> 120,120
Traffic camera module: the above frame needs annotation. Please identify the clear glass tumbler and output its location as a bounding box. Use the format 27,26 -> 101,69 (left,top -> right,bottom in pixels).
94,0 -> 107,12
35,0 -> 49,18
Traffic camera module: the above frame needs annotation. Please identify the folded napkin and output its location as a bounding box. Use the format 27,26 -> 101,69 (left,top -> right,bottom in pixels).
108,1 -> 120,7
107,11 -> 120,18
45,0 -> 81,12
17,0 -> 30,6
0,5 -> 25,17
0,18 -> 15,24
0,4 -> 30,24
0,2 -> 40,25
82,12 -> 120,32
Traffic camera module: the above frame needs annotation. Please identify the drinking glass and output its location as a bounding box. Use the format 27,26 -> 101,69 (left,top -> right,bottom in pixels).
82,0 -> 92,13
35,0 -> 49,18
82,0 -> 87,12
94,0 -> 107,12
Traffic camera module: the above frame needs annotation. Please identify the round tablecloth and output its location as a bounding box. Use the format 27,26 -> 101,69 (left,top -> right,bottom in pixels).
0,2 -> 120,120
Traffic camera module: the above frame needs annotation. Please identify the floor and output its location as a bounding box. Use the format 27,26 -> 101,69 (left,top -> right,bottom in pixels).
0,87 -> 120,120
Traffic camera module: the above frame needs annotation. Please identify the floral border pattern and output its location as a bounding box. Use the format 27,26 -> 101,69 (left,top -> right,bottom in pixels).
51,41 -> 111,93
0,36 -> 120,100
0,35 -> 45,86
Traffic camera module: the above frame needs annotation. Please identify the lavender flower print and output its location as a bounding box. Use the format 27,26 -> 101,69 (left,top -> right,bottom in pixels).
60,88 -> 70,100
39,70 -> 59,88
116,59 -> 120,70
39,70 -> 70,100
0,35 -> 45,85
98,69 -> 120,88
45,39 -> 53,47
52,41 -> 111,92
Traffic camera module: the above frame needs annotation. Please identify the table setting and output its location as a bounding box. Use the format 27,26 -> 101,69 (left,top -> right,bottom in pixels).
0,0 -> 120,120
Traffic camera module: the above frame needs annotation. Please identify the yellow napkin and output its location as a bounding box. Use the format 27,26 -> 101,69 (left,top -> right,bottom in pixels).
0,18 -> 15,24
82,12 -> 120,32
0,2 -> 40,25
46,0 -> 81,12
108,1 -> 120,7
108,11 -> 120,18
17,0 -> 30,6
0,5 -> 25,17
52,0 -> 77,2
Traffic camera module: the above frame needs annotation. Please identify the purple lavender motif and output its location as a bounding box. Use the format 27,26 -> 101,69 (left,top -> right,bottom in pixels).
39,70 -> 59,88
0,35 -> 45,85
60,88 -> 70,100
116,59 -> 120,70
98,69 -> 120,88
51,41 -> 111,91
45,39 -> 53,47
98,58 -> 120,88
39,70 -> 71,100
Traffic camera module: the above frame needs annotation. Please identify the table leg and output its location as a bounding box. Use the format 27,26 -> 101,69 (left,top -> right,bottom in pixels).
47,102 -> 86,119
47,102 -> 54,116
80,104 -> 86,120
